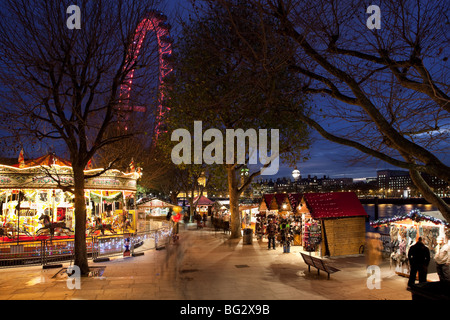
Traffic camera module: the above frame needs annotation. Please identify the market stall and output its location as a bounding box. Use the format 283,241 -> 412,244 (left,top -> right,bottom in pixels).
239,203 -> 259,231
136,198 -> 175,231
193,195 -> 214,217
212,200 -> 229,219
0,153 -> 141,241
370,209 -> 449,279
257,193 -> 303,243
298,192 -> 368,256
136,198 -> 174,218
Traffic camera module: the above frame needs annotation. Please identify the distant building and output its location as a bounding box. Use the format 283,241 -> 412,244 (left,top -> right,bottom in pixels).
250,169 -> 447,199
322,177 -> 353,188
377,170 -> 412,190
377,169 -> 448,195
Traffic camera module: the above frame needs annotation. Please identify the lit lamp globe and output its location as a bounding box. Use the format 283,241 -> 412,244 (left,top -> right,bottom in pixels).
292,168 -> 300,181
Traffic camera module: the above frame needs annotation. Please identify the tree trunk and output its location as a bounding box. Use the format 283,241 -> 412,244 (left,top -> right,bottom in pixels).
73,165 -> 90,275
227,166 -> 241,239
170,192 -> 178,206
409,169 -> 450,221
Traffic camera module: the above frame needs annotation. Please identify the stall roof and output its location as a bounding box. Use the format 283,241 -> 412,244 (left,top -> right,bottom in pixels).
274,194 -> 288,207
370,209 -> 449,227
137,199 -> 175,208
214,200 -> 230,210
288,193 -> 303,211
262,194 -> 274,208
303,192 -> 368,219
193,195 -> 214,206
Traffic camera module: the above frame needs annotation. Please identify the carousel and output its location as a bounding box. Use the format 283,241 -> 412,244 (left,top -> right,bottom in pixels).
0,153 -> 141,242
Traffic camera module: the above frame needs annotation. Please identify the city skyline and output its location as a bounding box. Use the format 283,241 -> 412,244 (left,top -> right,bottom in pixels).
274,135 -> 408,180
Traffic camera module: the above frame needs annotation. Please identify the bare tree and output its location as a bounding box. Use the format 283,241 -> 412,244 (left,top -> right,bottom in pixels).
0,0 -> 165,274
164,1 -> 310,238
212,0 -> 450,219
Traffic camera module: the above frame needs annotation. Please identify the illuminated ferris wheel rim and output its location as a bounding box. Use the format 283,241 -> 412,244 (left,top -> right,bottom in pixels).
118,10 -> 173,139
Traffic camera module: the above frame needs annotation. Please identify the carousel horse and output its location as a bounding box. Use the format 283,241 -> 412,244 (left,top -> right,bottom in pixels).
36,213 -> 73,237
119,214 -> 132,231
0,225 -> 13,239
88,217 -> 116,235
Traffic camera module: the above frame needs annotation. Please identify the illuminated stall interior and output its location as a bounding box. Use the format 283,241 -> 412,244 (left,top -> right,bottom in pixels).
370,209 -> 449,280
0,153 -> 141,241
192,195 -> 214,217
257,193 -> 302,243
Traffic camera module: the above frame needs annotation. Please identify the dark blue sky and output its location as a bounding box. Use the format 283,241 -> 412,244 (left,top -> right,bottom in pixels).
163,0 -> 449,180
1,0 -> 446,181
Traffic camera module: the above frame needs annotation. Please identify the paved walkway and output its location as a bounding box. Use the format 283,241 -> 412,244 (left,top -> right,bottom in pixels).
0,224 -> 414,300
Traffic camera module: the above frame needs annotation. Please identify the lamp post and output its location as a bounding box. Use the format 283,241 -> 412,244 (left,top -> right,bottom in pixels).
292,167 -> 300,193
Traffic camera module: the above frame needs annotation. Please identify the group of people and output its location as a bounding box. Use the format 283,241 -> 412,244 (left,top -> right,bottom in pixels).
265,218 -> 294,253
407,235 -> 450,287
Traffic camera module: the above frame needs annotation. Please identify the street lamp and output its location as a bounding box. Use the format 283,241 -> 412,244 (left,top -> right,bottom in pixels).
292,168 -> 300,181
292,167 -> 300,193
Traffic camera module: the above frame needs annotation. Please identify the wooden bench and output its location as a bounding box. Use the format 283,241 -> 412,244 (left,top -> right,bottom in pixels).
300,252 -> 340,279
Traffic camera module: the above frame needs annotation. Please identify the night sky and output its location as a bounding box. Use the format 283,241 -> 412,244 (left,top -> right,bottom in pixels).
162,0 -> 449,180
1,0 -> 447,180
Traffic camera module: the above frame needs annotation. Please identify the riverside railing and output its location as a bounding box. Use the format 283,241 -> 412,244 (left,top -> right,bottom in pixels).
0,226 -> 171,268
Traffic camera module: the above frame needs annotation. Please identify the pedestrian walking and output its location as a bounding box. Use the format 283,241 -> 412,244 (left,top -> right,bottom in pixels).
434,236 -> 450,282
203,213 -> 207,227
407,237 -> 430,287
183,212 -> 189,229
365,232 -> 382,266
279,219 -> 291,253
266,219 -> 277,250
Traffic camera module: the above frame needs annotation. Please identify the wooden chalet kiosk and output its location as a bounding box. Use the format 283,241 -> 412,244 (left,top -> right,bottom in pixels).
257,193 -> 303,244
371,209 -> 449,280
298,192 -> 368,257
0,153 -> 141,241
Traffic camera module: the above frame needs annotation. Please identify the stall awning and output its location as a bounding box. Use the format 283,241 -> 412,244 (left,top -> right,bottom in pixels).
193,195 -> 214,206
288,193 -> 303,212
303,192 -> 368,219
137,199 -> 175,208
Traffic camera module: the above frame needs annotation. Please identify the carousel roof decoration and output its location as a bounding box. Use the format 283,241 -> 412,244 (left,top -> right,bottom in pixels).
303,192 -> 368,219
370,209 -> 449,228
11,153 -> 72,168
0,152 -> 141,191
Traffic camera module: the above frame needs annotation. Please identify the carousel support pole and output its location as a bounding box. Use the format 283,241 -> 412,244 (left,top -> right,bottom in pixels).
16,190 -> 23,245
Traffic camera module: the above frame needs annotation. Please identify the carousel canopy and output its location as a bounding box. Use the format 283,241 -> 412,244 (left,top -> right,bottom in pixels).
303,192 -> 368,219
0,153 -> 140,191
12,153 -> 71,168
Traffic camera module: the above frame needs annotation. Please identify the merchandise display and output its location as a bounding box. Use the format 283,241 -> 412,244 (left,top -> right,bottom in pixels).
371,209 -> 448,277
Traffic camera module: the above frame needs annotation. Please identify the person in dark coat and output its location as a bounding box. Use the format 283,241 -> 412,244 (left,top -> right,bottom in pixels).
266,220 -> 277,250
407,237 -> 430,287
